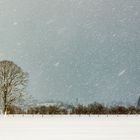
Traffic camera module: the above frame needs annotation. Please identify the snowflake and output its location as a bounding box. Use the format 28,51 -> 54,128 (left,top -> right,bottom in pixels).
13,22 -> 18,26
118,70 -> 126,77
54,62 -> 60,67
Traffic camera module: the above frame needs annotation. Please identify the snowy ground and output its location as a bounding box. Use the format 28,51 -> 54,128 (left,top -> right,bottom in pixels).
0,115 -> 140,140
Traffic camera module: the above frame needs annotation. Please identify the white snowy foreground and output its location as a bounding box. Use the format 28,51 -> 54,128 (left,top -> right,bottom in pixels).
0,115 -> 140,140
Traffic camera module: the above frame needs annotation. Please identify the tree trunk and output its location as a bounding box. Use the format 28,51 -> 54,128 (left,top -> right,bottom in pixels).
3,91 -> 7,115
4,105 -> 7,115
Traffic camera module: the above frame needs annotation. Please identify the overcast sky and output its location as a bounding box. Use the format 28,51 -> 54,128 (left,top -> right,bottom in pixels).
0,0 -> 140,105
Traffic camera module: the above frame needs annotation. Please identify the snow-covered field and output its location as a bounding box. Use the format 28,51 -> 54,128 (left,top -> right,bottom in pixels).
0,115 -> 140,140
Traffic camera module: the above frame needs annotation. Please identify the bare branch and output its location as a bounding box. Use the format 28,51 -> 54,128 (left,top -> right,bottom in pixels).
0,60 -> 28,114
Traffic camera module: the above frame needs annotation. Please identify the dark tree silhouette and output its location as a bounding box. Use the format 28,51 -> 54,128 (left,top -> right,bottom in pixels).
0,60 -> 28,114
137,96 -> 140,108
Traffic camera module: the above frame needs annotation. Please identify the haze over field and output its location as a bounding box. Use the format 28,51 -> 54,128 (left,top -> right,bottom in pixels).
0,0 -> 140,105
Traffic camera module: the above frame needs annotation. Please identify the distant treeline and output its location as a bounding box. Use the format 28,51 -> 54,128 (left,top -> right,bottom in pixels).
6,103 -> 140,114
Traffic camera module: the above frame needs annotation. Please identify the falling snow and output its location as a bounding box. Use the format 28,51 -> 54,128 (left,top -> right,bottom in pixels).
13,22 -> 18,26
0,0 -> 140,105
118,70 -> 126,77
54,62 -> 60,67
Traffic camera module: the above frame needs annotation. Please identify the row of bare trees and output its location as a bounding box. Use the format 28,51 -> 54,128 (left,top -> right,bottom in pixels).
10,103 -> 139,115
71,104 -> 140,114
27,106 -> 67,114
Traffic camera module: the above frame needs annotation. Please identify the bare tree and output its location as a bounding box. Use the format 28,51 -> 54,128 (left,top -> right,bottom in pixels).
0,60 -> 28,114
